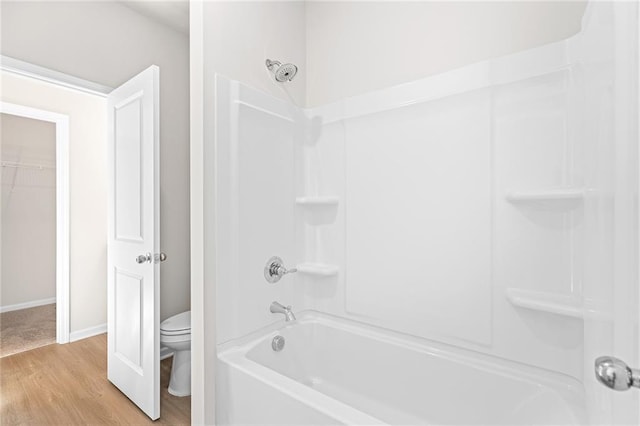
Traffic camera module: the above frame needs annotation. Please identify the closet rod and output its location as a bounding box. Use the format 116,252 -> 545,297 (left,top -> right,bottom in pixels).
1,161 -> 55,170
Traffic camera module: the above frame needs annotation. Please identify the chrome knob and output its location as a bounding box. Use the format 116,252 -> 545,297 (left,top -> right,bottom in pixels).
155,252 -> 167,263
264,256 -> 297,283
136,253 -> 152,264
595,356 -> 640,391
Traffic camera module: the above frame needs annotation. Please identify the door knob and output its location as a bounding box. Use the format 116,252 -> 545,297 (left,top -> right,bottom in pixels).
154,252 -> 167,263
136,253 -> 152,264
595,356 -> 640,390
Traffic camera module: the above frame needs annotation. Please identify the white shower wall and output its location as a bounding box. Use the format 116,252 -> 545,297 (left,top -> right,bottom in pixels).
212,3 -> 628,389
203,1 -> 307,345
294,2 -> 625,385
301,45 -> 588,380
215,79 -> 303,343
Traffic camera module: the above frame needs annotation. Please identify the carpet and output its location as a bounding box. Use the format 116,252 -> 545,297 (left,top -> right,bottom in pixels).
0,303 -> 56,358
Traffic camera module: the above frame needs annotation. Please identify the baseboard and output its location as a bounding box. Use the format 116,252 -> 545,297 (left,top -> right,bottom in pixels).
0,297 -> 56,313
70,323 -> 107,343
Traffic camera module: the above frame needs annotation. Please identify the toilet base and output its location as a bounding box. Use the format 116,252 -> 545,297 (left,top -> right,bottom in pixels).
168,350 -> 191,397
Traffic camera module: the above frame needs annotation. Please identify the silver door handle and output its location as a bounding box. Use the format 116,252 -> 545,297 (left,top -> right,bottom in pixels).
154,252 -> 167,263
595,356 -> 640,390
136,253 -> 152,264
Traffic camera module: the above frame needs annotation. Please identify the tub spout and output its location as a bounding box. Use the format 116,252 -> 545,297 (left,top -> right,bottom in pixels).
270,301 -> 296,322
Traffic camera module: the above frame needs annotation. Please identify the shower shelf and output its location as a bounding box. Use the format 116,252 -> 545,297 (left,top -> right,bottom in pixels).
295,196 -> 339,206
506,188 -> 586,206
296,263 -> 339,276
506,288 -> 583,319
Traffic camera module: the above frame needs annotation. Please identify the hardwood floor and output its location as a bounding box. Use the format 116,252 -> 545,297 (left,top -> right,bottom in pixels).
0,333 -> 190,425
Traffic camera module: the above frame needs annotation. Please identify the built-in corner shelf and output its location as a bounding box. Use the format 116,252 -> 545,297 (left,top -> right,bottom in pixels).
506,188 -> 586,207
295,196 -> 339,207
506,288 -> 583,319
296,263 -> 339,277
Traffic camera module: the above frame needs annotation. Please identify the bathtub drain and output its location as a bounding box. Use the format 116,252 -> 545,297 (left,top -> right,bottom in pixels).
272,335 -> 285,352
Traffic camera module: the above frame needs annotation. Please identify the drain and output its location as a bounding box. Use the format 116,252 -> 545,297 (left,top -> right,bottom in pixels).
272,335 -> 285,352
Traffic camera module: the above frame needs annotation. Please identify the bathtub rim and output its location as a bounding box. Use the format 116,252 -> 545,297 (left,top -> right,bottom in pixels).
219,310 -> 585,404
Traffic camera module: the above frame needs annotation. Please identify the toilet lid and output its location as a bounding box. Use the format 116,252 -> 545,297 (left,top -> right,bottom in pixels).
160,311 -> 190,333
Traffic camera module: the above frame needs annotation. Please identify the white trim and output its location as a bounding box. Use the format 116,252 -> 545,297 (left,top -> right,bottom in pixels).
190,1 -> 210,424
0,297 -> 56,313
637,3 -> 640,422
0,102 -> 71,345
69,323 -> 107,343
1,55 -> 112,97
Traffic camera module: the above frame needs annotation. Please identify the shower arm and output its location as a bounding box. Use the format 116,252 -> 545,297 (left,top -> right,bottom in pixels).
265,59 -> 281,70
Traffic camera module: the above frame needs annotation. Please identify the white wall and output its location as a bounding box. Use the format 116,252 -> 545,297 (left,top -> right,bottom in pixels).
1,113 -> 56,308
203,1 -> 306,106
1,72 -> 107,333
1,1 -> 190,321
201,1 -> 306,342
305,1 -> 587,106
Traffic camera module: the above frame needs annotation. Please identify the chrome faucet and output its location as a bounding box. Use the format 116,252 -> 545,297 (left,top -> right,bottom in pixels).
270,301 -> 296,322
264,256 -> 297,283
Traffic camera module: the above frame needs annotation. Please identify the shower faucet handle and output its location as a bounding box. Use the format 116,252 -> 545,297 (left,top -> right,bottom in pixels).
264,256 -> 297,283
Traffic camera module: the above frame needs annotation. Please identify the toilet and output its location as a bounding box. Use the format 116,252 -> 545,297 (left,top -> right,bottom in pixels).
160,311 -> 191,397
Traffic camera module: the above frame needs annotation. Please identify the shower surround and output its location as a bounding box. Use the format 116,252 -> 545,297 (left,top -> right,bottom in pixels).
200,1 -> 640,424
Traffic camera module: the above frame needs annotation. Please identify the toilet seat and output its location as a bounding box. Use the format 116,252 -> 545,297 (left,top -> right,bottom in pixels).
161,311 -> 190,333
161,328 -> 190,337
160,332 -> 191,344
160,311 -> 191,332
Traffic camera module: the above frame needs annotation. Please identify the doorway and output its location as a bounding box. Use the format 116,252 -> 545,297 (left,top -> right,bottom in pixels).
0,102 -> 70,354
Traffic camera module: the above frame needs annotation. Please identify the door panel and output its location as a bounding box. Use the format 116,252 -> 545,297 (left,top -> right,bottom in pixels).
114,269 -> 143,371
582,2 -> 640,424
107,65 -> 160,420
114,93 -> 144,241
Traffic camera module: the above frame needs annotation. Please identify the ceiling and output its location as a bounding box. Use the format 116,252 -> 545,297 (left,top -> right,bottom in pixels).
119,1 -> 189,35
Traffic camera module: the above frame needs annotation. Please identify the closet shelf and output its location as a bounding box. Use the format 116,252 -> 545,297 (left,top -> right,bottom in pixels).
506,188 -> 586,205
296,263 -> 339,277
1,161 -> 55,170
506,288 -> 583,319
295,196 -> 339,207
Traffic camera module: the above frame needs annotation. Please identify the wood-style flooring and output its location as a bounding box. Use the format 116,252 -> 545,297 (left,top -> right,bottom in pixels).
0,333 -> 190,425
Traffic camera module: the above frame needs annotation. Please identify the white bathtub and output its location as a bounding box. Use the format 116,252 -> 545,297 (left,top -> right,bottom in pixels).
217,312 -> 586,425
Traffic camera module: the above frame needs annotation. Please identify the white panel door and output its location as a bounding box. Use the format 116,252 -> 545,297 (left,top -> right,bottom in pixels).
107,65 -> 160,420
583,2 -> 640,424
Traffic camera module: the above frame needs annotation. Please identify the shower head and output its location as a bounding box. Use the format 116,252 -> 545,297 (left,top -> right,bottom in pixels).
266,59 -> 298,82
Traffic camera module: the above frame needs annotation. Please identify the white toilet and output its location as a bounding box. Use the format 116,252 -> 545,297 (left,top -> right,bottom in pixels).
160,311 -> 191,397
